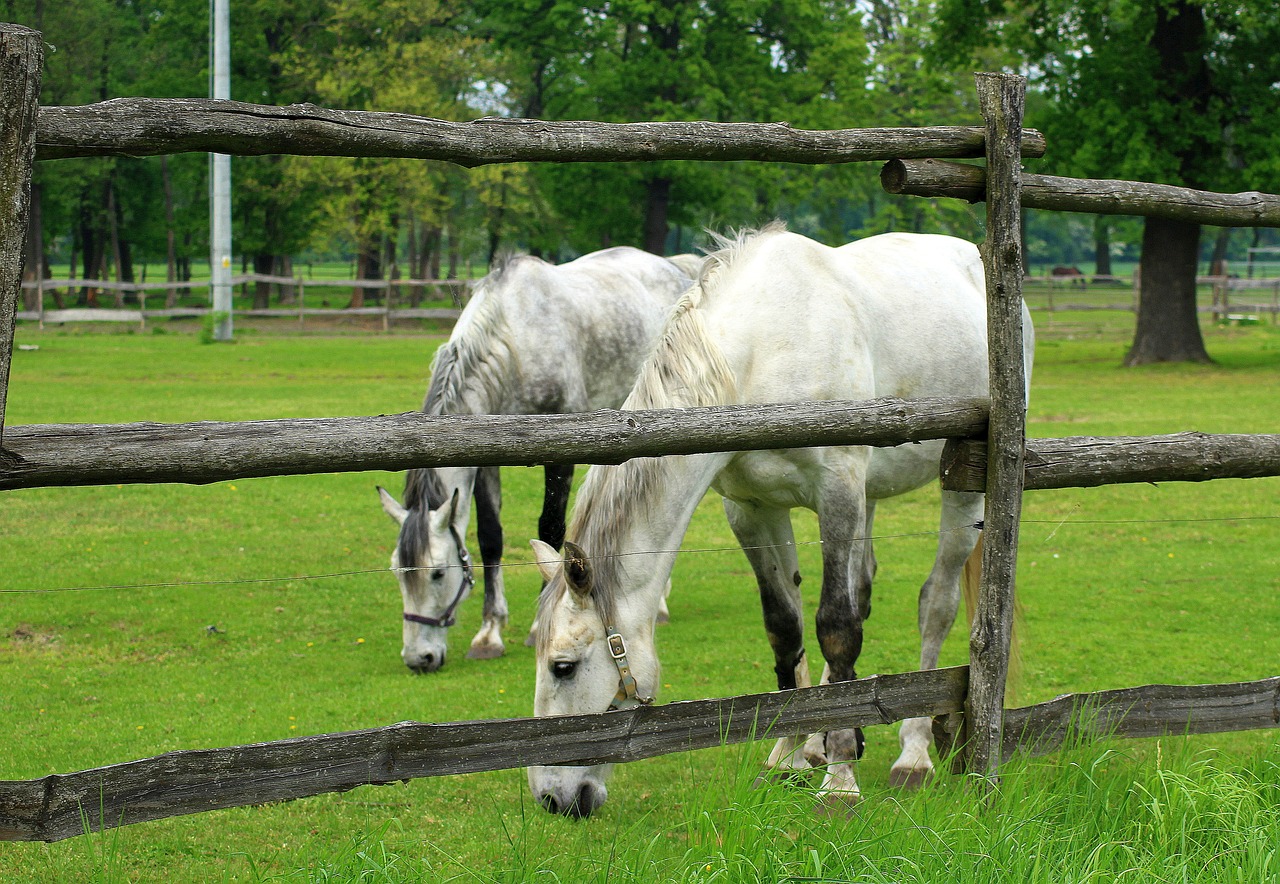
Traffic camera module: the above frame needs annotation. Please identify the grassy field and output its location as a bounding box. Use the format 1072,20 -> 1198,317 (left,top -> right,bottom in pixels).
1,316 -> 1278,881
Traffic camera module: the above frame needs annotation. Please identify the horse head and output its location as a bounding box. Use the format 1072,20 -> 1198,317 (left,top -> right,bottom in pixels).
526,538 -> 660,817
378,485 -> 472,673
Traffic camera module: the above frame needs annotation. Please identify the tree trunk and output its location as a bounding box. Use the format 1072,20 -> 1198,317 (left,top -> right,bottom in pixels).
1124,0 -> 1213,365
643,176 -> 671,254
1209,228 -> 1231,276
252,254 -> 273,308
350,241 -> 380,308
162,155 -> 178,305
1093,216 -> 1112,276
1125,216 -> 1210,365
277,255 -> 295,305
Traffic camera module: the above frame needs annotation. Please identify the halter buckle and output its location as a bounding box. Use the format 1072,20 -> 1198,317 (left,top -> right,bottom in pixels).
607,632 -> 628,660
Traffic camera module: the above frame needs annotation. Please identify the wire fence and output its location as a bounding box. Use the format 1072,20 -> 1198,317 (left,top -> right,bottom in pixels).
4,512 -> 1274,597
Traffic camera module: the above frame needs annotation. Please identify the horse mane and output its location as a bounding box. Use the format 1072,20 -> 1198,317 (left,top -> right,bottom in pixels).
536,226 -> 789,646
422,255 -> 529,417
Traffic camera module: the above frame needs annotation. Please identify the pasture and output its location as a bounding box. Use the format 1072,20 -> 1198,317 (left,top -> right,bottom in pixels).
1,318 -> 1278,881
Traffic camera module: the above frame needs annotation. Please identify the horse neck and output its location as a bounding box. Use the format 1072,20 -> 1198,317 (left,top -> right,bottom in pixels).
575,450 -> 730,625
424,301 -> 511,418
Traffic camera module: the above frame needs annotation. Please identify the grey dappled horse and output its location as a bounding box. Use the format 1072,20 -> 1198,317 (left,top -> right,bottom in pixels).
378,247 -> 694,672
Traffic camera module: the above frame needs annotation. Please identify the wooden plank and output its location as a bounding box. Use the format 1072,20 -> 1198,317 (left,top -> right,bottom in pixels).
882,159 -> 1280,228
37,98 -> 1046,164
0,667 -> 969,842
965,73 -> 1030,780
941,433 -> 1280,492
0,25 -> 43,452
1002,677 -> 1280,760
0,396 -> 991,490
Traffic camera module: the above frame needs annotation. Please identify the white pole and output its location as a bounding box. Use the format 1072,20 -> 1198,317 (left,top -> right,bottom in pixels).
209,0 -> 232,341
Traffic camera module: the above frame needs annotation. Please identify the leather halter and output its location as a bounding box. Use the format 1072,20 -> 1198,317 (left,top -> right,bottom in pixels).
401,524 -> 474,629
605,626 -> 653,711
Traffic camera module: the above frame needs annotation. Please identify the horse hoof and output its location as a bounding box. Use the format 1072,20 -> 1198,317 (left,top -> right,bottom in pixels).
888,766 -> 934,790
815,791 -> 862,817
466,644 -> 505,660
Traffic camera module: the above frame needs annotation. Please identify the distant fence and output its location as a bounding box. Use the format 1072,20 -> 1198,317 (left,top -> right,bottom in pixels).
16,272 -> 468,328
19,272 -> 1278,330
1019,274 -> 1280,322
2,24 -> 1279,845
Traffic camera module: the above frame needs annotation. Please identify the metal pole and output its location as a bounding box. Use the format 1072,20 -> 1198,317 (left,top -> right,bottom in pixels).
209,0 -> 233,341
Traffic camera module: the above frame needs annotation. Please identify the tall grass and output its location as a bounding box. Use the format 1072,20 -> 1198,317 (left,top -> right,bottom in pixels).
247,737 -> 1280,883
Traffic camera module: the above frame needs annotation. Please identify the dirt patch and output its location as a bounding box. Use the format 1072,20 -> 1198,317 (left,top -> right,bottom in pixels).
10,623 -> 60,646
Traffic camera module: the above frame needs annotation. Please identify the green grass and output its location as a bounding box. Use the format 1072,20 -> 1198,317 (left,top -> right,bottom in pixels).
1,317 -> 1278,881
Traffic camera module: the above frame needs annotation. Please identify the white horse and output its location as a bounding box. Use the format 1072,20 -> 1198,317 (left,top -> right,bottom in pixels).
378,247 -> 692,673
528,224 -> 1034,816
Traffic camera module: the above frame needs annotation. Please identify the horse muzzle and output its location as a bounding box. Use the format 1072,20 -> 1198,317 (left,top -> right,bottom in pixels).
403,647 -> 447,673
528,765 -> 609,818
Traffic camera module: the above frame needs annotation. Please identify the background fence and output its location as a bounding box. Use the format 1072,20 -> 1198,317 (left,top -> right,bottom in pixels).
1,23 -> 1278,842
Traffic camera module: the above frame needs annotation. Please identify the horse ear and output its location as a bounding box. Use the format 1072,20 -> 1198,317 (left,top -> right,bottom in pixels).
377,486 -> 408,526
428,488 -> 462,536
530,539 -> 560,585
561,540 -> 593,600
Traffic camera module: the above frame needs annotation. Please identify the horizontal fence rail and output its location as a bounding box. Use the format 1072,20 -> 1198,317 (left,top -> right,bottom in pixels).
4,667 -> 1276,842
881,159 -> 1280,227
941,433 -> 1280,492
1,667 -> 970,842
0,397 -> 991,490
36,99 -> 1046,164
14,273 -> 469,325
999,677 -> 1280,762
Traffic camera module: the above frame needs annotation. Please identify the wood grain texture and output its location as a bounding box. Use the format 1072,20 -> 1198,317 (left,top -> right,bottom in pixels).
36,99 -> 1046,163
0,396 -> 991,490
1003,677 -> 1280,760
882,158 -> 1280,227
966,73 -> 1030,779
0,667 -> 969,842
0,25 -> 43,448
941,434 -> 1280,492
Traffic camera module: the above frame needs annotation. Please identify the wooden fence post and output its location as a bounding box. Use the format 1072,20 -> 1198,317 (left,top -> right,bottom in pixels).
965,72 -> 1030,782
0,24 -> 44,451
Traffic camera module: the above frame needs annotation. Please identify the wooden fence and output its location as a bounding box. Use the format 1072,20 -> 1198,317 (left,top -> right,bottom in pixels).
15,272 -> 467,327
1,22 -> 1278,842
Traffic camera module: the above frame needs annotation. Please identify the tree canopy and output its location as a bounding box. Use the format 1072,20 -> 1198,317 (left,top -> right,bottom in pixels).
9,0 -> 1280,353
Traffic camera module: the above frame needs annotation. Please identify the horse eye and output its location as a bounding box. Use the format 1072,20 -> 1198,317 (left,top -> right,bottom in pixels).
430,569 -> 446,581
550,660 -> 578,680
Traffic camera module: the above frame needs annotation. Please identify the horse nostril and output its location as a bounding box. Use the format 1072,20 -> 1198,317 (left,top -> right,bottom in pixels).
540,794 -> 561,815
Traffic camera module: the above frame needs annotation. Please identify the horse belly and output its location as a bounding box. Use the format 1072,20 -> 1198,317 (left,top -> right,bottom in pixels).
712,450 -> 828,510
865,441 -> 945,500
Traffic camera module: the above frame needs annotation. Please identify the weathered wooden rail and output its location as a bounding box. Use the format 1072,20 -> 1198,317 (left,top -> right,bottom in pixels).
3,666 -> 1276,842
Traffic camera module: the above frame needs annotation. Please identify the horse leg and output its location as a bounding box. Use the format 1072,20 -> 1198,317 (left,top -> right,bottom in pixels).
813,476 -> 870,809
890,489 -> 984,788
722,499 -> 812,780
467,466 -> 508,660
538,464 -> 574,551
525,464 -> 575,646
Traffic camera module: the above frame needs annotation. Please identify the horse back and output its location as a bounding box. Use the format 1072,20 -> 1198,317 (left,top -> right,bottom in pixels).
475,248 -> 692,414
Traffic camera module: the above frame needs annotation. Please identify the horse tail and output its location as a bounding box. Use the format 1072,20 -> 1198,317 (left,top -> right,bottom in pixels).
961,534 -> 1023,703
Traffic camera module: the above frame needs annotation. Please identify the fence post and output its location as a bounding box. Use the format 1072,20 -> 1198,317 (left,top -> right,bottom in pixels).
0,25 -> 43,451
964,72 -> 1030,783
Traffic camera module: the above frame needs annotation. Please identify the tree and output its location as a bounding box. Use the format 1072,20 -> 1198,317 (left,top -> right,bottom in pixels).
935,0 -> 1280,364
475,0 -> 876,254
